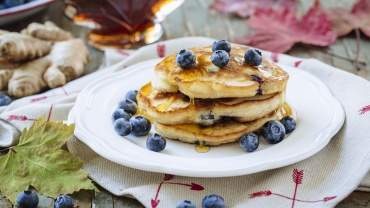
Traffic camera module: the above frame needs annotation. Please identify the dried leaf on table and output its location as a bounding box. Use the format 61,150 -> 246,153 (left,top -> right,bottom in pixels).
327,0 -> 370,37
210,0 -> 297,18
236,0 -> 337,53
0,120 -> 95,203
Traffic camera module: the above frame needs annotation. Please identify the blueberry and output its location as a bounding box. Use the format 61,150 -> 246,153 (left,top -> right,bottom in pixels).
240,133 -> 259,152
176,200 -> 196,208
4,0 -> 24,7
176,49 -> 196,69
125,90 -> 138,103
112,108 -> 131,121
211,50 -> 229,68
16,190 -> 39,208
244,49 -> 262,66
130,116 -> 151,136
0,94 -> 12,106
212,40 -> 231,53
202,194 -> 225,208
280,116 -> 296,134
262,120 -> 286,144
119,99 -> 137,115
146,133 -> 166,152
114,118 -> 132,136
54,194 -> 74,208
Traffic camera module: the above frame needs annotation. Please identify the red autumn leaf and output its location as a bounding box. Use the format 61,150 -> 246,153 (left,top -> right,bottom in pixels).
327,0 -> 370,37
210,0 -> 296,18
236,0 -> 337,53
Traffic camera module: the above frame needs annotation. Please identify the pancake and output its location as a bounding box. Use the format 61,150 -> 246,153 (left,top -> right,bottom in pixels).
138,82 -> 285,125
153,45 -> 289,99
155,106 -> 290,146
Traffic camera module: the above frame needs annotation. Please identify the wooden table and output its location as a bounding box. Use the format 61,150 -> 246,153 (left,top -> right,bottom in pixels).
1,0 -> 370,207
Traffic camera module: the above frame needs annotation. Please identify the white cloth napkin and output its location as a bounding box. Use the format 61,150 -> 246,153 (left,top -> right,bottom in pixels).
1,37 -> 370,208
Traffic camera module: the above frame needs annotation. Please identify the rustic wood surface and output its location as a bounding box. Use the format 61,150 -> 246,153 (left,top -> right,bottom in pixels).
0,0 -> 369,207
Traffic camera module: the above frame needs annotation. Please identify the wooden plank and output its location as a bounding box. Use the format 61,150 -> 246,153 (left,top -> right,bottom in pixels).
337,191 -> 370,207
113,196 -> 144,208
92,191 -> 113,208
72,190 -> 93,208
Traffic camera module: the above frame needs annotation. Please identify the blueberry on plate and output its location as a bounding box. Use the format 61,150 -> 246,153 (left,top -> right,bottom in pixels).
54,194 -> 74,208
176,49 -> 196,69
176,199 -> 196,208
240,133 -> 259,152
112,108 -> 131,121
261,120 -> 286,144
146,133 -> 166,152
0,94 -> 12,106
16,190 -> 39,208
125,90 -> 138,103
114,118 -> 132,136
244,48 -> 262,66
202,194 -> 225,208
211,50 -> 229,68
130,116 -> 151,136
212,40 -> 231,53
280,116 -> 296,134
119,99 -> 137,115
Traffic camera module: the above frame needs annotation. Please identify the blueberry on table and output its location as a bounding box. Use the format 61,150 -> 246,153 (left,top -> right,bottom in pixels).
0,94 -> 12,106
54,194 -> 74,208
202,194 -> 225,208
112,108 -> 131,121
262,120 -> 286,144
114,118 -> 132,136
119,99 -> 137,115
4,0 -> 25,8
125,90 -> 138,103
211,50 -> 230,68
146,133 -> 166,152
176,49 -> 196,69
16,190 -> 39,208
176,199 -> 196,208
280,116 -> 296,134
130,116 -> 151,136
240,133 -> 259,152
244,48 -> 262,66
212,40 -> 231,53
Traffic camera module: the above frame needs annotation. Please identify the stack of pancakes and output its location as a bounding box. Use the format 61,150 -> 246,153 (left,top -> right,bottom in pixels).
137,45 -> 290,146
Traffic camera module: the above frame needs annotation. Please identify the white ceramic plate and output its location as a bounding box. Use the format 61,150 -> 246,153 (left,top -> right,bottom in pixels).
0,0 -> 55,26
69,59 -> 345,177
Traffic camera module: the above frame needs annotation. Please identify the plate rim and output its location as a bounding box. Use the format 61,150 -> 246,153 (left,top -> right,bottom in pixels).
0,0 -> 54,16
69,59 -> 345,177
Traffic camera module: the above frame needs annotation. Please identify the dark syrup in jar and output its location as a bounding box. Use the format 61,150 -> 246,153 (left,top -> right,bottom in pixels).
65,0 -> 175,48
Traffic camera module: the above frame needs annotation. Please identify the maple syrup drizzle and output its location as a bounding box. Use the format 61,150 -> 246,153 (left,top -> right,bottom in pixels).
195,143 -> 210,153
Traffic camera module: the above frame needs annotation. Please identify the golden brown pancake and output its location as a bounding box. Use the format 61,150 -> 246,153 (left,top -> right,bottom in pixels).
153,45 -> 289,99
138,82 -> 285,125
155,106 -> 291,146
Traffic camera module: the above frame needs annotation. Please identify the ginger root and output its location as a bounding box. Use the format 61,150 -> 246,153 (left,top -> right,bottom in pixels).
8,58 -> 50,97
0,69 -> 13,90
0,33 -> 51,62
43,39 -> 88,88
21,21 -> 73,42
